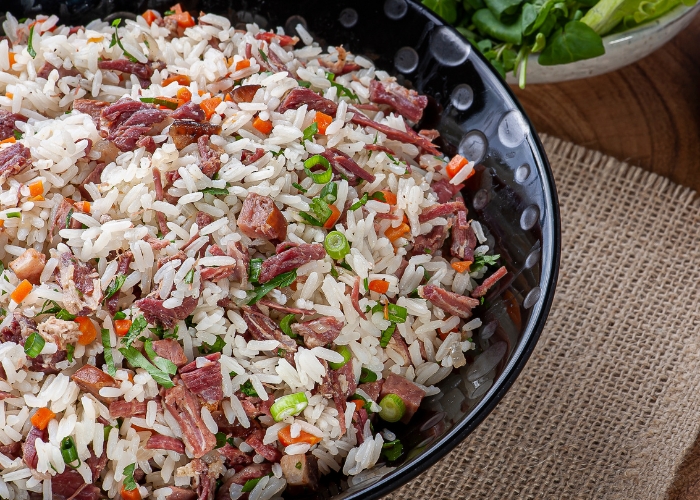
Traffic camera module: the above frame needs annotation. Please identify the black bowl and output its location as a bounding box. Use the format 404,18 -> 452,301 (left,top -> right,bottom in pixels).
3,0 -> 560,497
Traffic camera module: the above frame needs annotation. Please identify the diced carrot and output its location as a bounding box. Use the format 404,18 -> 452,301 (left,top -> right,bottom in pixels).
142,10 -> 158,26
351,399 -> 366,409
28,180 -> 43,197
120,486 -> 142,500
235,59 -> 251,71
87,37 -> 103,44
76,201 -> 90,213
29,195 -> 44,202
162,74 -> 190,86
8,53 -> 15,66
0,137 -> 16,145
445,154 -> 468,179
313,111 -> 333,134
31,408 -> 56,430
114,319 -> 132,337
0,220 -> 5,228
224,93 -> 232,102
438,326 -> 459,341
75,316 -> 97,345
378,190 -> 397,205
252,116 -> 273,135
5,93 -> 12,99
368,279 -> 390,294
198,90 -> 205,97
323,204 -> 341,229
176,87 -> 192,105
170,3 -> 183,14
451,261 -> 472,273
277,425 -> 322,447
385,222 -> 410,242
200,97 -> 222,120
172,11 -> 195,28
11,279 -> 32,303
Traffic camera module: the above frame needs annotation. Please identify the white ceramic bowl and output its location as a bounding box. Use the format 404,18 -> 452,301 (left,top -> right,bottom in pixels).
506,2 -> 700,84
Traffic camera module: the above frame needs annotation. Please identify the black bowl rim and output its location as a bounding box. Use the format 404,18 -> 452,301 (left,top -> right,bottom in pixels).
338,2 -> 561,498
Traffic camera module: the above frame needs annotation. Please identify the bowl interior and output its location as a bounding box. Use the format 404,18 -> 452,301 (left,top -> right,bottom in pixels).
1,0 -> 560,497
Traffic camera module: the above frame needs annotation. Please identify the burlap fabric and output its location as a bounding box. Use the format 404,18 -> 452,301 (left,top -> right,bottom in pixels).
384,136 -> 700,500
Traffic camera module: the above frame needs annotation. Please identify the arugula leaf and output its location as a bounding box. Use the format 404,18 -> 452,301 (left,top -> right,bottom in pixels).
248,270 -> 297,305
56,309 -> 77,321
422,0 -> 459,23
538,21 -> 604,65
297,80 -> 311,88
122,463 -> 137,491
472,9 -> 523,44
104,274 -> 126,300
39,300 -> 61,315
119,346 -> 174,388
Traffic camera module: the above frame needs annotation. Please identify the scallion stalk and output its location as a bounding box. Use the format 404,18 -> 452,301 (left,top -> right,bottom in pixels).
303,155 -> 332,184
270,392 -> 308,422
328,345 -> 352,370
60,436 -> 81,469
280,314 -> 298,338
24,332 -> 45,358
324,231 -> 350,260
378,393 -> 406,423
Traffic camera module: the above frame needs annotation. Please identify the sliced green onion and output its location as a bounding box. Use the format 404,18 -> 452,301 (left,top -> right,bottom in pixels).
110,19 -> 138,63
329,345 -> 352,370
359,367 -> 378,383
291,182 -> 307,193
363,277 -> 369,291
139,97 -> 178,109
378,393 -> 406,423
258,48 -> 268,63
163,9 -> 175,15
309,198 -> 332,224
380,323 -> 396,348
248,258 -> 263,283
242,477 -> 263,493
302,122 -> 318,142
324,231 -> 350,260
350,393 -> 370,411
122,314 -> 147,347
298,212 -> 323,227
56,309 -> 76,321
270,392 -> 308,422
122,463 -> 137,491
248,270 -> 296,305
371,303 -> 408,324
118,346 -> 174,388
303,155 -> 332,184
101,328 -> 116,377
381,439 -> 403,461
320,182 -> 338,204
369,192 -> 386,202
239,380 -> 258,397
280,314 -> 298,338
104,274 -> 126,300
6,211 -> 21,218
60,436 -> 81,469
143,339 -> 177,375
24,332 -> 45,358
297,80 -> 311,88
184,268 -> 195,284
27,25 -> 36,59
113,311 -> 127,320
66,344 -> 75,363
350,193 -> 369,211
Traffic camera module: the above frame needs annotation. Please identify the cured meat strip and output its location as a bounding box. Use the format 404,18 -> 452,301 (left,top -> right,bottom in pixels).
241,306 -> 298,353
151,338 -> 188,367
350,112 -> 440,156
217,464 -> 273,500
237,193 -> 288,242
245,434 -> 282,462
365,143 -> 396,156
152,167 -> 170,236
230,85 -> 261,104
109,399 -> 150,418
169,120 -> 221,149
379,373 -> 425,423
163,383 -> 217,458
369,80 -> 428,123
258,243 -> 326,283
257,299 -> 315,316
412,221 -> 452,256
418,284 -> 479,319
23,425 -> 47,468
351,276 -> 367,320
358,381 -> 383,402
418,201 -> 465,223
50,470 -> 102,500
217,443 -> 253,467
317,359 -> 355,433
451,211 -> 476,261
146,434 -> 186,453
432,178 -> 464,204
198,135 -> 221,178
320,148 -> 375,185
0,109 -> 27,141
71,365 -> 119,404
278,88 -> 339,116
136,295 -> 198,329
72,99 -> 109,126
291,316 -> 344,349
106,250 -> 133,315
241,147 -> 265,165
471,266 -> 508,298
180,355 -> 224,404
100,98 -> 167,151
200,242 -> 249,284
0,142 -> 31,182
98,59 -> 154,88
171,101 -> 204,121
254,31 -> 298,47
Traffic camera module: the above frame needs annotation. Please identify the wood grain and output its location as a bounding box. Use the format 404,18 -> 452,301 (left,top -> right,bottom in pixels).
511,14 -> 700,193
508,16 -> 700,498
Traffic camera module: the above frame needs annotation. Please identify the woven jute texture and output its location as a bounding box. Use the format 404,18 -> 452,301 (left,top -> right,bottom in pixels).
384,135 -> 700,500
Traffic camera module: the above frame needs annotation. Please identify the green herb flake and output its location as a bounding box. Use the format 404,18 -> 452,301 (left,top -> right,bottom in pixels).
122,314 -> 148,347
302,122 -> 318,142
27,24 -> 37,59
350,193 -> 369,211
101,328 -> 116,377
258,48 -> 268,63
122,463 -> 138,491
66,344 -> 75,363
201,184 -> 231,196
104,274 -> 126,300
292,182 -> 307,193
240,380 -> 258,397
13,130 -> 22,140
184,268 -> 195,284
202,336 -> 225,354
110,19 -> 139,63
248,270 -> 297,305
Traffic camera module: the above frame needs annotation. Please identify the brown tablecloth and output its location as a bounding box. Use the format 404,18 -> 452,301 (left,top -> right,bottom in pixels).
385,135 -> 700,499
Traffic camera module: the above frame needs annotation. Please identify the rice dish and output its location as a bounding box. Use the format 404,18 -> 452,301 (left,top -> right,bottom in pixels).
0,7 -> 507,499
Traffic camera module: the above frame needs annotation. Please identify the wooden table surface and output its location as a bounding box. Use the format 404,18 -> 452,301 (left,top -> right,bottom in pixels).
509,15 -> 700,498
511,14 -> 700,194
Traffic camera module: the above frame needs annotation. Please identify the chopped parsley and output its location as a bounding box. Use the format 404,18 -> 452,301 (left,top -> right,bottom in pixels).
240,380 -> 258,397
122,463 -> 138,491
109,19 -> 138,63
